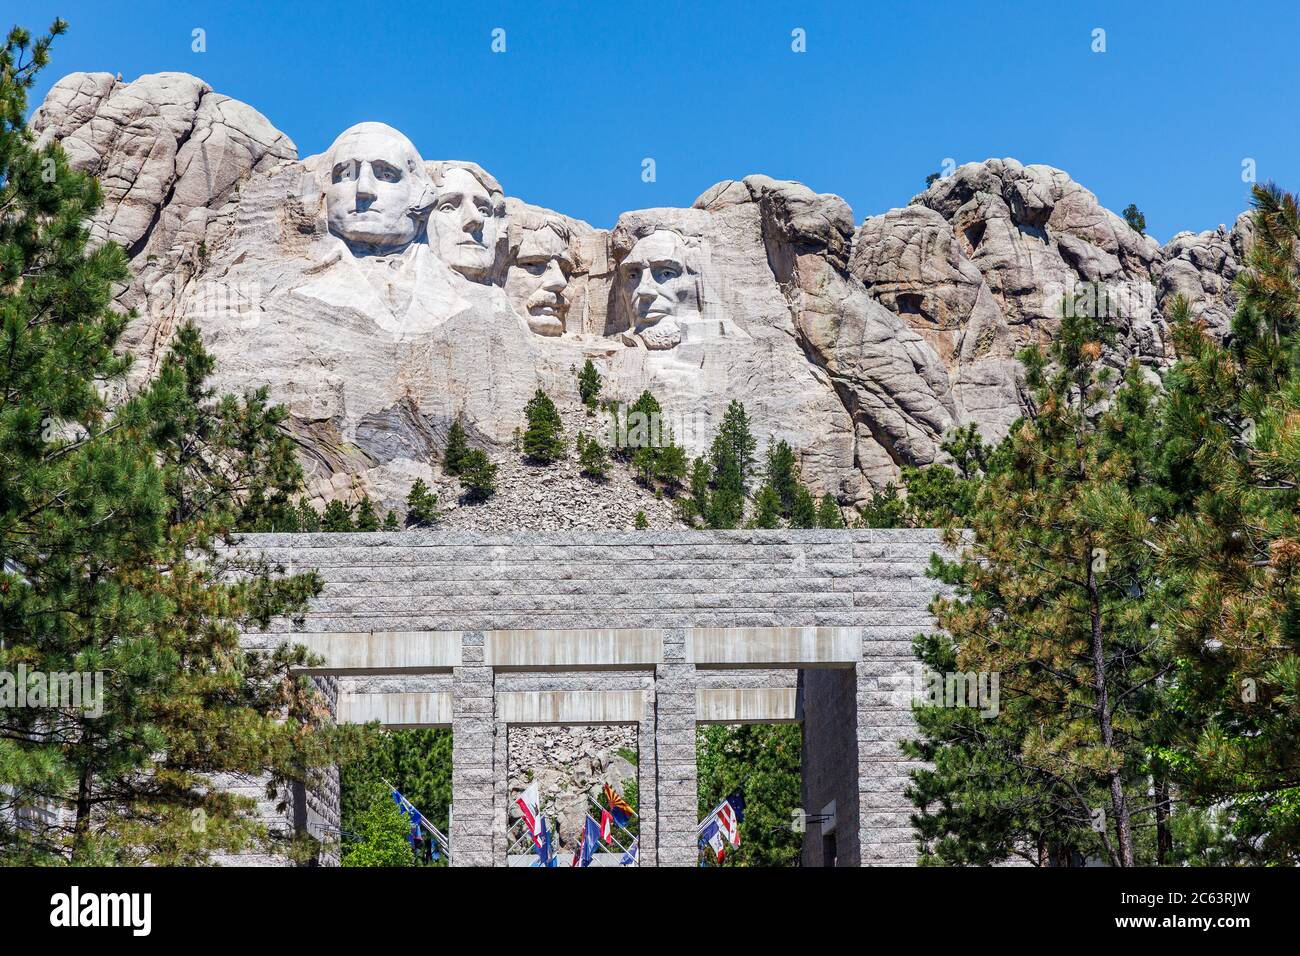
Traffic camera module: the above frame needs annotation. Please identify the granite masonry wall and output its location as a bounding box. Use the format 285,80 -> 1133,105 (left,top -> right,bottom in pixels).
234,529 -> 954,866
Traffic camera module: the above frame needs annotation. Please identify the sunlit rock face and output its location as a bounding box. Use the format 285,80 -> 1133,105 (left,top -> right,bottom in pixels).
31,73 -> 1251,517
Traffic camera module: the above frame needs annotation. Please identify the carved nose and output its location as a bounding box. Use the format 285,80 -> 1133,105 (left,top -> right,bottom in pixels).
355,164 -> 378,201
463,207 -> 485,232
541,261 -> 566,292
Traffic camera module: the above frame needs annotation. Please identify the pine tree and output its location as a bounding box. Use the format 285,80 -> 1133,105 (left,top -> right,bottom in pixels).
1122,203 -> 1146,236
751,485 -> 782,529
789,484 -> 817,529
577,359 -> 602,408
458,449 -> 497,501
711,400 -> 758,487
382,510 -> 400,531
856,482 -> 908,528
0,23 -> 343,864
816,492 -> 845,529
656,440 -> 688,490
634,511 -> 649,530
522,389 -> 565,463
905,308 -> 1167,867
702,401 -> 756,529
341,785 -> 416,868
705,443 -> 745,529
354,495 -> 380,532
404,478 -> 440,527
148,323 -> 304,533
1151,184 -> 1300,862
578,432 -> 609,479
296,499 -> 321,532
687,456 -> 712,526
321,499 -> 354,531
443,417 -> 470,476
899,424 -> 991,527
764,439 -> 799,516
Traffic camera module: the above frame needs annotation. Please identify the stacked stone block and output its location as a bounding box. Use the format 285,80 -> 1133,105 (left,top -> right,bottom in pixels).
235,529 -> 953,866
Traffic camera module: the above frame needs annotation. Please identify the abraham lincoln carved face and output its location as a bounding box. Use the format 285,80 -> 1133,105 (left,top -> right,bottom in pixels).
618,229 -> 700,348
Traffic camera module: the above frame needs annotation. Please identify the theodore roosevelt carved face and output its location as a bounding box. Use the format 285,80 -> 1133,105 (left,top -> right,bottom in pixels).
618,229 -> 700,349
323,123 -> 431,252
504,220 -> 573,336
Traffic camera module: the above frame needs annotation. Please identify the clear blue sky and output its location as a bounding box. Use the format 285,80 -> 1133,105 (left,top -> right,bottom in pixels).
14,0 -> 1299,241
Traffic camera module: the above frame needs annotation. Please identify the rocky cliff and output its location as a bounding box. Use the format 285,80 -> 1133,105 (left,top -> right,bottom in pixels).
32,71 -> 1250,523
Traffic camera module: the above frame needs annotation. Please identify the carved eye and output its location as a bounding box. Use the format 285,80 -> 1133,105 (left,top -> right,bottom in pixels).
373,162 -> 400,183
625,268 -> 641,284
438,200 -> 458,212
653,267 -> 680,282
331,163 -> 354,184
523,261 -> 547,275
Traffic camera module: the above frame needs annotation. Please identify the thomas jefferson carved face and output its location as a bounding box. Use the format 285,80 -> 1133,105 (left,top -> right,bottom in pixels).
619,230 -> 699,348
505,223 -> 572,336
429,165 -> 502,282
323,123 -> 429,251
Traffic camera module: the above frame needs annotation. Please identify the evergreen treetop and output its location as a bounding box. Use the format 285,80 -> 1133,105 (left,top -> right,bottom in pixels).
522,389 -> 565,463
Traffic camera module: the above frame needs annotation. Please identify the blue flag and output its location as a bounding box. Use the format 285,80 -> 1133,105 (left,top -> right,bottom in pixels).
727,791 -> 746,823
577,815 -> 602,867
619,838 -> 639,866
391,788 -> 423,847
535,815 -> 555,867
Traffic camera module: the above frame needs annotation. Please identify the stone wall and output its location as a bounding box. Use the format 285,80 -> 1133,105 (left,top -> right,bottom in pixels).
235,528 -> 954,866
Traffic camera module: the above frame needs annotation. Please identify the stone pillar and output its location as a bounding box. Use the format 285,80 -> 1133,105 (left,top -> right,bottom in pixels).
653,629 -> 698,866
635,685 -> 657,866
492,719 -> 509,865
856,638 -> 921,865
450,631 -> 495,866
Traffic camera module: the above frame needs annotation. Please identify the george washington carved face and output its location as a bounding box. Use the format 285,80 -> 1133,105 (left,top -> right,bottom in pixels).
323,123 -> 431,252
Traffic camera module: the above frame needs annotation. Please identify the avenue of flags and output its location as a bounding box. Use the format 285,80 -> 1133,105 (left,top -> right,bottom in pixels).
697,792 -> 745,864
512,783 -> 744,866
516,782 -> 638,867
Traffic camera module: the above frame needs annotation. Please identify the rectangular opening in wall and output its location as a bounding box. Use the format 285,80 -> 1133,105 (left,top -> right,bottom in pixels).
696,723 -> 802,867
337,727 -> 452,867
507,725 -> 639,867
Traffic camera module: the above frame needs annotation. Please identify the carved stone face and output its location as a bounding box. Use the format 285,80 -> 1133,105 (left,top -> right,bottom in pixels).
429,166 -> 499,281
324,124 -> 426,250
505,225 -> 572,336
620,230 -> 698,329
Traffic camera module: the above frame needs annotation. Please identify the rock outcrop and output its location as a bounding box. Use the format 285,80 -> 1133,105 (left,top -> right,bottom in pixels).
31,72 -> 1252,517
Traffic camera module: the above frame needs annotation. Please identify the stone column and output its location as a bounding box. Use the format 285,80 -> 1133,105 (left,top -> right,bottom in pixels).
450,631 -> 495,866
653,628 -> 698,866
856,635 -> 921,865
492,719 -> 510,865
635,684 -> 657,866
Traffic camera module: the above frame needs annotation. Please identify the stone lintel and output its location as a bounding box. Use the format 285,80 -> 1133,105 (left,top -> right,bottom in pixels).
293,631 -> 463,674
685,626 -> 859,668
339,692 -> 452,728
485,628 -> 663,670
496,690 -> 645,725
696,687 -> 800,724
